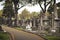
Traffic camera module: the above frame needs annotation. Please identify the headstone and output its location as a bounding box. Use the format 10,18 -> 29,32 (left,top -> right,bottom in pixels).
51,29 -> 56,33
26,24 -> 32,31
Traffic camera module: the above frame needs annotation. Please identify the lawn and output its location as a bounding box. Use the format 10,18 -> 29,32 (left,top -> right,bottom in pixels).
0,31 -> 10,40
44,35 -> 60,40
14,27 -> 23,30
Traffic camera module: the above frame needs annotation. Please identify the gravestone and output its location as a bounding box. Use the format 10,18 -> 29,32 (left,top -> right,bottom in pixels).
26,24 -> 32,31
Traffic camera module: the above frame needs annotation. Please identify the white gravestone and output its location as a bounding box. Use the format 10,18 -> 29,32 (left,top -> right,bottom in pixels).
26,24 -> 32,31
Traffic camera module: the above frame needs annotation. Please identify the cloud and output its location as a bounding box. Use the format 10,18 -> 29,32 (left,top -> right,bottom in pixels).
18,4 -> 41,14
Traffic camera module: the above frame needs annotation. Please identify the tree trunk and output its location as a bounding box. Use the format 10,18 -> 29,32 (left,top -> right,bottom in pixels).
14,4 -> 18,27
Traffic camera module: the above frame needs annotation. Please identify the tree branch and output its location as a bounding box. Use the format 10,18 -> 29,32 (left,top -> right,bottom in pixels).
46,1 -> 52,7
39,4 -> 44,13
18,5 -> 25,10
44,0 -> 46,13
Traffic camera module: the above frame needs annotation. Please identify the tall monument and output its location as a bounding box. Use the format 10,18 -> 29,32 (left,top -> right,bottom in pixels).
53,0 -> 58,31
54,0 -> 58,19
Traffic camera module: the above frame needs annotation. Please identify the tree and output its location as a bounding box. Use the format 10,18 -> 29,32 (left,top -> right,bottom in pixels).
31,12 -> 39,18
37,0 -> 53,31
20,9 -> 30,20
31,12 -> 39,30
0,10 -> 3,17
47,0 -> 60,33
0,0 -> 33,26
2,0 -> 14,26
0,10 -> 3,25
17,0 -> 54,31
12,0 -> 28,26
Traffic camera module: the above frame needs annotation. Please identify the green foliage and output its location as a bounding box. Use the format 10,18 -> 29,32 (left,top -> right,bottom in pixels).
31,12 -> 39,18
0,32 -> 10,40
3,0 -> 14,17
19,9 -> 39,20
19,9 -> 30,20
45,36 -> 60,40
0,10 -> 3,17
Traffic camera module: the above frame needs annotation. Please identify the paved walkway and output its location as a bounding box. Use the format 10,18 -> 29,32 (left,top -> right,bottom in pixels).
2,26 -> 45,40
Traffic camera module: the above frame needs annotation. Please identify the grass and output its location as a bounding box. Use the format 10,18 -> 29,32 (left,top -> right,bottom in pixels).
14,27 -> 24,30
0,31 -> 10,40
44,35 -> 60,40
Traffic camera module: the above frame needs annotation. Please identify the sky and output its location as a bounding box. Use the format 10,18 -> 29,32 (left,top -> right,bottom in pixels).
0,0 -> 60,14
0,1 -> 4,10
18,0 -> 60,14
18,4 -> 41,14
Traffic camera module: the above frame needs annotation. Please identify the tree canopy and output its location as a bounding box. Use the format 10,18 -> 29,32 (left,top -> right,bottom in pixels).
2,0 -> 14,17
0,10 -> 3,17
